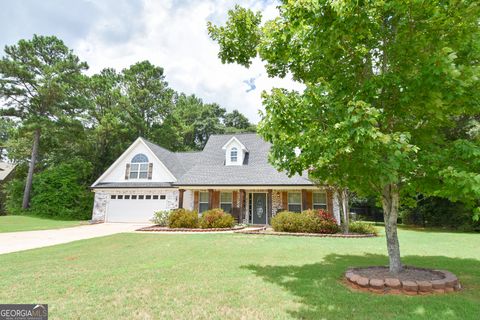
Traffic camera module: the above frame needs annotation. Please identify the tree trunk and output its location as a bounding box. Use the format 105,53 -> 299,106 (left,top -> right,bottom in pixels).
22,128 -> 40,209
342,189 -> 349,233
381,183 -> 402,274
337,188 -> 350,234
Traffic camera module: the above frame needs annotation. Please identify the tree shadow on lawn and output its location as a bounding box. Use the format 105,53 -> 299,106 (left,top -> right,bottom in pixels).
242,254 -> 480,320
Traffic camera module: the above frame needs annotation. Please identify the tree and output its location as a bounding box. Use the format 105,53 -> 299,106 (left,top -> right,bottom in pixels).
171,93 -> 227,150
209,1 -> 480,273
0,35 -> 88,209
121,61 -> 175,139
85,68 -> 132,177
0,118 -> 16,160
224,109 -> 251,129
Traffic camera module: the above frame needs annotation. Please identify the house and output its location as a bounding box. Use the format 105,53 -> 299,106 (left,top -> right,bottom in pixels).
91,133 -> 340,224
0,162 -> 16,215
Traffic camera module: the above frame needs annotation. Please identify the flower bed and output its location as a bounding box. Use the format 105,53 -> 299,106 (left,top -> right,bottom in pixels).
137,225 -> 246,232
344,266 -> 461,295
234,228 -> 375,238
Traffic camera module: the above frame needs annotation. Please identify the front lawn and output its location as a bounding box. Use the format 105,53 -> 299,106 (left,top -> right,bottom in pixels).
0,215 -> 87,233
1,229 -> 479,319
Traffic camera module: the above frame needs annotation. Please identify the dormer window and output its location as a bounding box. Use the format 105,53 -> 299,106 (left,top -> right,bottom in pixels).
222,136 -> 248,166
129,153 -> 150,179
230,147 -> 238,163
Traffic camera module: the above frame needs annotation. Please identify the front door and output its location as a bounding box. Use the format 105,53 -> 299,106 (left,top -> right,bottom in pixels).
252,193 -> 267,224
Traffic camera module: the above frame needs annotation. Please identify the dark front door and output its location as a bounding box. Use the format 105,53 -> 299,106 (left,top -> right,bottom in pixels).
252,193 -> 267,224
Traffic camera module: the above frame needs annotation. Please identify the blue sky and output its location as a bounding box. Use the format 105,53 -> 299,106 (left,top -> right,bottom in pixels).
0,0 -> 302,123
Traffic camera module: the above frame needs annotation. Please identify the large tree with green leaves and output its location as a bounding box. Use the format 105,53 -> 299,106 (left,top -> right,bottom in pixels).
0,35 -> 88,209
121,61 -> 175,139
209,1 -> 480,273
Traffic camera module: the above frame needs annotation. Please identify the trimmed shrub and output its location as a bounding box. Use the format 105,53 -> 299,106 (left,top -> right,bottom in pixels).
271,209 -> 340,234
200,208 -> 235,229
303,209 -> 340,234
168,208 -> 199,228
152,210 -> 171,226
271,211 -> 304,232
349,221 -> 378,235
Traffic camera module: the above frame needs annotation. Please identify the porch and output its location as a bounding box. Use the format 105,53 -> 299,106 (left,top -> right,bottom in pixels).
178,187 -> 335,225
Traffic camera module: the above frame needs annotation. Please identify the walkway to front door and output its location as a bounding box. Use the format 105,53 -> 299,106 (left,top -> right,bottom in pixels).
251,193 -> 267,224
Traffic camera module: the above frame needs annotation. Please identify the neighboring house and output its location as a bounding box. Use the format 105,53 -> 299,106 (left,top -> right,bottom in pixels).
0,162 -> 16,215
91,133 -> 340,224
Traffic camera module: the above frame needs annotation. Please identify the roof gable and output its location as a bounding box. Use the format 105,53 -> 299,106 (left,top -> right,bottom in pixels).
91,138 -> 176,187
221,136 -> 248,152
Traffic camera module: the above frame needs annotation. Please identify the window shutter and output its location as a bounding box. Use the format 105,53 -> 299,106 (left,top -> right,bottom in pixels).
281,191 -> 288,211
148,163 -> 153,179
193,191 -> 199,212
125,163 -> 130,180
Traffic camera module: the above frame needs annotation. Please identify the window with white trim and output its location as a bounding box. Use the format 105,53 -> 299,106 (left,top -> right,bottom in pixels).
230,147 -> 238,162
220,192 -> 232,213
288,192 -> 302,212
313,192 -> 327,210
199,192 -> 209,213
129,153 -> 149,179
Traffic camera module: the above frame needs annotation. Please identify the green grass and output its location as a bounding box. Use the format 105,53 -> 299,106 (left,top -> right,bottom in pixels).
0,229 -> 479,319
0,215 -> 87,233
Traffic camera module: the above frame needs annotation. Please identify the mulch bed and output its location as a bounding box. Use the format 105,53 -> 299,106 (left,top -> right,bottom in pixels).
234,229 -> 376,238
345,266 -> 461,295
136,225 -> 246,232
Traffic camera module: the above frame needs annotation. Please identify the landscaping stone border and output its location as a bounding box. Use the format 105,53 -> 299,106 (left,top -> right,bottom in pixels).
234,229 -> 376,238
136,225 -> 246,232
344,266 -> 461,295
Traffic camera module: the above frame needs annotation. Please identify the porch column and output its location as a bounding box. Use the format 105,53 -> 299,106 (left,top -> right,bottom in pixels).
239,189 -> 246,223
267,189 -> 273,224
178,189 -> 185,209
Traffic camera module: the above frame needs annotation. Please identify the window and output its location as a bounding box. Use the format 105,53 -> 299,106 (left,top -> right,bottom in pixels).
288,192 -> 302,212
125,195 -> 130,200
118,195 -> 124,200
129,153 -> 149,179
313,192 -> 327,210
220,192 -> 232,213
139,195 -> 144,200
131,195 -> 137,200
146,195 -> 151,200
199,192 -> 209,213
160,195 -> 166,200
230,147 -> 238,162
111,195 -> 116,199
153,195 -> 159,200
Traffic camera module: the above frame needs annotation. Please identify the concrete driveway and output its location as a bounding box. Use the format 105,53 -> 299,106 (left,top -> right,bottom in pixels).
0,223 -> 149,255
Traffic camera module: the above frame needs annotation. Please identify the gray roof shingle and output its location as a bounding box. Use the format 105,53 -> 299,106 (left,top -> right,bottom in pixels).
144,133 -> 312,186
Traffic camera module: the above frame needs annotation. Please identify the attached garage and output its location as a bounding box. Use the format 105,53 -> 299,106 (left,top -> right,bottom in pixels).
106,193 -> 168,223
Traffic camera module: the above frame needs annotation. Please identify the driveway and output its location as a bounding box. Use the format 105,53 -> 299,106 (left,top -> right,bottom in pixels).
0,223 -> 149,255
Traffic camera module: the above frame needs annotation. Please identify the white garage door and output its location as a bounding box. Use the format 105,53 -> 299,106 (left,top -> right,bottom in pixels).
106,194 -> 167,223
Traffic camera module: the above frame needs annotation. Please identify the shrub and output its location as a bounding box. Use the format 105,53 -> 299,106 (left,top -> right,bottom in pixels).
168,208 -> 199,228
349,221 -> 378,235
303,209 -> 340,234
271,209 -> 340,234
152,210 -> 171,226
199,208 -> 236,228
271,211 -> 304,232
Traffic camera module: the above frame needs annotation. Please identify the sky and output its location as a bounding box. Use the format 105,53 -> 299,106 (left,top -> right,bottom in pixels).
0,0 -> 303,123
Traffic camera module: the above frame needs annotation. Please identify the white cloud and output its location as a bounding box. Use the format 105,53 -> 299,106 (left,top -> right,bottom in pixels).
3,0 -> 305,123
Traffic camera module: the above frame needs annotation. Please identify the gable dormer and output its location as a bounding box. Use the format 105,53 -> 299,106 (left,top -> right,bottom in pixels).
222,136 -> 248,166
